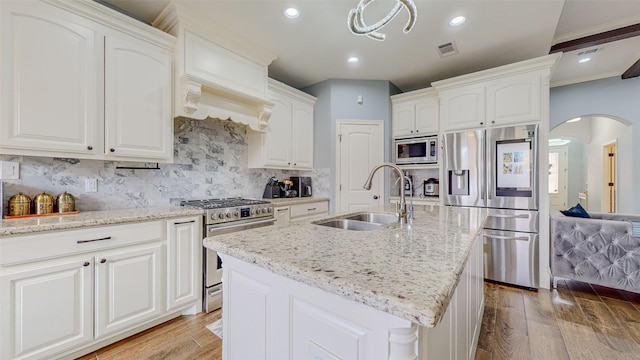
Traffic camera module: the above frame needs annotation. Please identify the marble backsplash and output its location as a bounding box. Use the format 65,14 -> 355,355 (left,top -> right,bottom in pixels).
1,117 -> 330,212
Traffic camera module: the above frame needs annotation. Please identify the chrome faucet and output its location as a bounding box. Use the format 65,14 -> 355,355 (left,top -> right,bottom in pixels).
363,162 -> 409,224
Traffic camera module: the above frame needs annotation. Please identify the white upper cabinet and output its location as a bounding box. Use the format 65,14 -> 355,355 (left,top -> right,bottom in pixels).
392,88 -> 439,137
433,54 -> 560,132
0,1 -> 101,155
104,32 -> 173,160
0,1 -> 175,162
248,79 -> 316,170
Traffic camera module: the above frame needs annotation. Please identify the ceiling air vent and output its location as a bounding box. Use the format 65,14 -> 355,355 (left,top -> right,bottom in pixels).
577,48 -> 599,56
437,41 -> 458,57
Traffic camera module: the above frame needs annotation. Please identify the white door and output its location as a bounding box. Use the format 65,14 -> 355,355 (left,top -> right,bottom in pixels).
337,121 -> 384,212
549,145 -> 568,210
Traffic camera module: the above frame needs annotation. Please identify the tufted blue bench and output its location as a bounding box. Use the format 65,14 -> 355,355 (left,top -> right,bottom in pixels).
550,210 -> 640,293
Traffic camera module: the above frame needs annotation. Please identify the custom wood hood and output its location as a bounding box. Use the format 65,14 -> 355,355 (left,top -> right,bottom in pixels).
154,2 -> 277,131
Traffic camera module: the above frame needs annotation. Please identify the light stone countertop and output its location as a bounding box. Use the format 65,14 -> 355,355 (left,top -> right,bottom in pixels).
0,206 -> 204,237
205,204 -> 487,328
267,197 -> 330,207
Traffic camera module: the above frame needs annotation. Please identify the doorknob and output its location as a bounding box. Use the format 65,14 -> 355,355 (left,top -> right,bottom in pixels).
373,195 -> 379,199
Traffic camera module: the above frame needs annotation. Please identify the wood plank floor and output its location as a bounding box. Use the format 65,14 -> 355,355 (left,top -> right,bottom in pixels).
76,280 -> 640,360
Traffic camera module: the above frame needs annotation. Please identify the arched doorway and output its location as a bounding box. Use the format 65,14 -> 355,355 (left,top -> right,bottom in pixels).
549,115 -> 631,213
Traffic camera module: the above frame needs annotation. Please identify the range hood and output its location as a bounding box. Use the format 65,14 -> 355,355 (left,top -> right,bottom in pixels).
154,2 -> 277,131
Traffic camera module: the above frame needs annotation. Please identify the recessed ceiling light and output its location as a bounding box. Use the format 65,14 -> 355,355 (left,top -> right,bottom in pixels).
449,16 -> 466,26
566,117 -> 581,123
549,138 -> 571,146
347,57 -> 359,64
578,57 -> 591,63
284,7 -> 299,19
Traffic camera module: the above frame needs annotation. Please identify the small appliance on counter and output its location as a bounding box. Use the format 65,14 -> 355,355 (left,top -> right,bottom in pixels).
263,176 -> 280,199
279,179 -> 297,198
424,178 -> 439,197
403,171 -> 413,196
290,176 -> 312,197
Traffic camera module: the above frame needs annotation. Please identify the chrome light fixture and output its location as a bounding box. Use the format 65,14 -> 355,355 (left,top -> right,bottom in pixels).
347,0 -> 417,41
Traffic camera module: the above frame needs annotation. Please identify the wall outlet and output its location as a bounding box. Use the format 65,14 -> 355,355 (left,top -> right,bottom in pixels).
85,178 -> 98,193
0,161 -> 19,180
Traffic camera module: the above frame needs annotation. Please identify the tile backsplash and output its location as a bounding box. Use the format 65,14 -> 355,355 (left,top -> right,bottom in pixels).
1,117 -> 330,212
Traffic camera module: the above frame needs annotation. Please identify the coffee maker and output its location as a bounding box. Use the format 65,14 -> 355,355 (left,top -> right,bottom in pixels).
290,176 -> 312,197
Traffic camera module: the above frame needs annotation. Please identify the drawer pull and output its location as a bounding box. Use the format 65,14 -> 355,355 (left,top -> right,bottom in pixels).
83,261 -> 90,267
174,220 -> 196,225
100,258 -> 107,263
307,208 -> 316,211
77,236 -> 112,244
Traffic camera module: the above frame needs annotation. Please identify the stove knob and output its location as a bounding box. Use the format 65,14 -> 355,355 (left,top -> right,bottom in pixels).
267,207 -> 272,213
211,213 -> 217,220
251,209 -> 255,215
218,213 -> 224,220
225,212 -> 231,218
233,211 -> 239,217
256,208 -> 262,214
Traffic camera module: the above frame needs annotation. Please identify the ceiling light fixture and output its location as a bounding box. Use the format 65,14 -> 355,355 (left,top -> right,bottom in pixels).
284,7 -> 299,19
566,117 -> 581,123
449,16 -> 466,26
347,0 -> 417,41
549,138 -> 571,146
578,57 -> 591,63
347,56 -> 360,64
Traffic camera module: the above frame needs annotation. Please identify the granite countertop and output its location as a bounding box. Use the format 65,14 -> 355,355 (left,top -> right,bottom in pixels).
0,206 -> 204,237
205,204 -> 486,328
267,197 -> 330,207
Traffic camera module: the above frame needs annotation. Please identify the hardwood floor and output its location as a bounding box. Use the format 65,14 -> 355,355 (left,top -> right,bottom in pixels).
76,280 -> 640,360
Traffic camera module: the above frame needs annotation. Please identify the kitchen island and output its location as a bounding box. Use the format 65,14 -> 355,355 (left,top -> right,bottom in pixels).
205,204 -> 487,360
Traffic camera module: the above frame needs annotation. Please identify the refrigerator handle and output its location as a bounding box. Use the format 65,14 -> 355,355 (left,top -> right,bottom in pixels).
484,234 -> 530,241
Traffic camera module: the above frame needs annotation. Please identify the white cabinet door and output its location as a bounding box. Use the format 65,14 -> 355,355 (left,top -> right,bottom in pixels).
0,257 -> 93,360
291,101 -> 314,169
104,32 -> 173,161
440,87 -> 486,132
94,242 -> 163,339
274,206 -> 291,227
262,92 -> 293,168
166,217 -> 201,311
0,1 -> 101,155
392,103 -> 416,137
487,73 -> 541,127
415,96 -> 439,134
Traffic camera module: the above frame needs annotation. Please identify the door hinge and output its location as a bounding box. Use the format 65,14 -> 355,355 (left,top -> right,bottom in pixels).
609,182 -> 614,186
609,153 -> 615,157
338,134 -> 342,142
339,184 -> 342,191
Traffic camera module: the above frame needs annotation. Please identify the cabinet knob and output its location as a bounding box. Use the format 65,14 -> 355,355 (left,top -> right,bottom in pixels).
83,261 -> 90,267
288,162 -> 291,165
293,163 -> 296,166
491,120 -> 495,124
480,122 -> 484,125
110,148 -> 115,153
87,146 -> 93,150
416,130 -> 419,133
373,195 -> 379,199
100,258 -> 107,263
410,130 -> 414,133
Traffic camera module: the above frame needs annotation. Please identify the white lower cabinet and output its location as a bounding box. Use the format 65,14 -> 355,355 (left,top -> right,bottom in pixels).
166,217 -> 202,312
273,206 -> 291,227
94,242 -> 163,339
0,217 -> 201,360
290,200 -> 329,222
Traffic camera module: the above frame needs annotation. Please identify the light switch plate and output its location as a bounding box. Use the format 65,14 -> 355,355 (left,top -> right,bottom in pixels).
85,178 -> 98,193
0,161 -> 19,180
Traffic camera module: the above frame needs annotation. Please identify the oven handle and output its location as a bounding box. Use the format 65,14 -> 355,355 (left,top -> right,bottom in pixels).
207,218 -> 274,235
208,288 -> 222,297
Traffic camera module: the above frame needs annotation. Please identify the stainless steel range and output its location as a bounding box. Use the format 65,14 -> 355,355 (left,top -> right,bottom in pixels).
181,198 -> 274,313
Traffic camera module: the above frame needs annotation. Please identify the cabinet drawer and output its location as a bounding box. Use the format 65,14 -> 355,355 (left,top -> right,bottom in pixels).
290,201 -> 329,219
0,221 -> 162,266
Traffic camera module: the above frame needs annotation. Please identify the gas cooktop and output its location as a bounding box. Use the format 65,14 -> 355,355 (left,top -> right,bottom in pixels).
180,198 -> 270,210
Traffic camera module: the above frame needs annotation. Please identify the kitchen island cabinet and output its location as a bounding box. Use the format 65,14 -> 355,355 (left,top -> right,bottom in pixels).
0,207 -> 203,360
206,205 -> 486,360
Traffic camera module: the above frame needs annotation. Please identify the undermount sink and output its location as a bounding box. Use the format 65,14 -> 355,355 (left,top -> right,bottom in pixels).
314,212 -> 398,231
342,213 -> 397,225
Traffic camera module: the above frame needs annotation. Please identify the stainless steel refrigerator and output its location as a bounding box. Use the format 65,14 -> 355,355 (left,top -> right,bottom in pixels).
443,124 -> 539,289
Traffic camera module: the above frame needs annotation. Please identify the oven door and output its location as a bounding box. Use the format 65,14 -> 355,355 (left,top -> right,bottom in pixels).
203,218 -> 274,313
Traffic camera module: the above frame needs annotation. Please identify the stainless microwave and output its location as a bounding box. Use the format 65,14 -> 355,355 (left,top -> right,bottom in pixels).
395,136 -> 438,165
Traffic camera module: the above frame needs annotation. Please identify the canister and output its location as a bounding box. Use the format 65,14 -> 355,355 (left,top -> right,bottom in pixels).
33,192 -> 54,214
56,192 -> 75,213
9,192 -> 31,216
